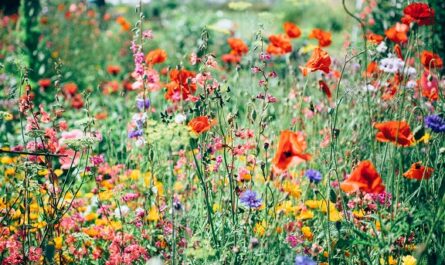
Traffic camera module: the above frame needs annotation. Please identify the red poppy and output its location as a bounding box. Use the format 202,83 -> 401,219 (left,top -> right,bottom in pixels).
164,69 -> 196,102
385,23 -> 409,44
107,65 -> 121,75
308,29 -> 332,47
272,130 -> 311,172
116,16 -> 131,31
267,34 -> 292,55
283,22 -> 301,39
420,70 -> 439,101
145,49 -> 168,65
227,38 -> 249,55
394,44 -> 403,60
71,94 -> 84,109
403,162 -> 434,180
403,2 -> 435,26
188,116 -> 216,134
299,47 -> 331,76
374,121 -> 414,147
38,79 -> 51,89
318,80 -> 332,99
63,82 -> 78,96
365,61 -> 381,78
340,160 -> 385,194
366,32 -> 384,44
222,53 -> 241,64
420,51 -> 443,70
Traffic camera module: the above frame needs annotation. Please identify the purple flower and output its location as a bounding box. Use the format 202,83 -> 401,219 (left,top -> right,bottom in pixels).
136,98 -> 150,111
295,255 -> 316,265
128,129 -> 143,138
425,114 -> 445,133
239,190 -> 262,208
305,169 -> 322,183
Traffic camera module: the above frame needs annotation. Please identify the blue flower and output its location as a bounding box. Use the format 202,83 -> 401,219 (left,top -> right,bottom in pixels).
425,114 -> 445,133
128,129 -> 143,138
295,255 -> 316,265
136,98 -> 150,111
239,190 -> 262,208
305,169 -> 322,183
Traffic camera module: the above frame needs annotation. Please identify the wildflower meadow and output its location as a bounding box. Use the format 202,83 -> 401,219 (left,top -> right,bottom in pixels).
1,0 -> 445,264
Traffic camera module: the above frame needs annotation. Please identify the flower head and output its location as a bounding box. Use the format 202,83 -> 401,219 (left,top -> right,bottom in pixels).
425,114 -> 445,133
299,47 -> 331,76
374,121 -> 414,147
403,3 -> 435,26
240,190 -> 262,208
403,162 -> 434,180
340,160 -> 385,194
272,130 -> 311,172
294,255 -> 316,265
305,169 -> 322,183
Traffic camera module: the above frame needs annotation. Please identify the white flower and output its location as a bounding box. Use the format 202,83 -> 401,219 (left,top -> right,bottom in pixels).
363,84 -> 377,92
404,66 -> 417,77
376,42 -> 387,53
174,113 -> 187,124
114,205 -> 129,218
406,80 -> 417,89
379,56 -> 404,73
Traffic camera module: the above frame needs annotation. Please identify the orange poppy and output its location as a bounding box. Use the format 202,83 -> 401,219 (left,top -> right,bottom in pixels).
116,16 -> 131,31
146,49 -> 168,65
385,23 -> 408,44
340,160 -> 385,194
267,34 -> 292,55
318,80 -> 332,99
272,130 -> 311,172
308,29 -> 332,47
188,116 -> 216,134
374,121 -> 414,147
403,162 -> 434,180
227,38 -> 249,55
299,47 -> 331,76
366,32 -> 384,44
365,61 -> 381,78
164,69 -> 197,101
403,2 -> 435,26
420,51 -> 443,70
283,22 -> 301,39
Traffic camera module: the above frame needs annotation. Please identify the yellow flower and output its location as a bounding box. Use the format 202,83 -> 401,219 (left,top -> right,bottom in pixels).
402,255 -> 416,265
99,190 -> 113,201
212,203 -> 221,212
276,201 -> 298,215
54,236 -> 63,250
85,213 -> 97,222
297,209 -> 314,220
353,209 -> 365,218
416,133 -> 431,144
147,207 -> 160,222
38,169 -> 49,176
380,256 -> 397,265
110,221 -> 122,230
130,170 -> 141,180
254,220 -> 267,237
174,182 -> 184,192
282,181 -> 301,198
1,156 -> 13,164
54,169 -> 63,177
5,168 -> 15,176
301,226 -> 312,239
328,209 -> 343,222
